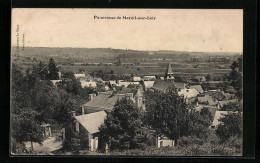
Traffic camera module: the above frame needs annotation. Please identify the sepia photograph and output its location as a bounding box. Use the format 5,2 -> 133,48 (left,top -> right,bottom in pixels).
10,9 -> 243,156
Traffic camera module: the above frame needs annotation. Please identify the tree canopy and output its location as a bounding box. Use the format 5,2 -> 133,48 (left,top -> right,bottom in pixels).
11,60 -> 93,153
99,97 -> 147,150
48,58 -> 59,80
228,58 -> 242,100
143,89 -> 190,143
57,71 -> 82,95
188,108 -> 213,139
216,112 -> 242,143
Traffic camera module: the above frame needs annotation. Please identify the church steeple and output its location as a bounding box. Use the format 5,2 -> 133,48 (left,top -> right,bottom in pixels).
164,63 -> 175,81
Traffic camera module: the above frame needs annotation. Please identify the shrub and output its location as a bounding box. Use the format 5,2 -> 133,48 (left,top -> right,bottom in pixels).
216,112 -> 242,143
62,138 -> 80,153
11,138 -> 27,155
178,136 -> 204,147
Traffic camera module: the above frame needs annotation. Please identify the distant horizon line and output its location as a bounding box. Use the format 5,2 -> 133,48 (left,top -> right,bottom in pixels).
11,46 -> 243,54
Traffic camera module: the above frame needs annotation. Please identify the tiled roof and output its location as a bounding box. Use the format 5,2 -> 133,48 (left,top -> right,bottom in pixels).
78,74 -> 95,82
190,85 -> 204,93
118,81 -> 140,87
218,99 -> 238,107
80,81 -> 97,88
198,95 -> 218,105
174,82 -> 186,90
109,80 -> 117,85
114,87 -> 137,95
85,74 -> 95,81
143,81 -> 155,89
224,93 -> 236,100
74,111 -> 107,134
94,77 -> 103,81
133,76 -> 141,81
178,88 -> 199,99
74,73 -> 86,78
152,80 -> 176,92
82,94 -> 125,111
194,76 -> 205,80
143,76 -> 156,81
205,90 -> 227,101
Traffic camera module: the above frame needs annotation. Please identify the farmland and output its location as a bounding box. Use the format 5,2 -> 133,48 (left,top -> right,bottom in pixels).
11,46 -> 241,78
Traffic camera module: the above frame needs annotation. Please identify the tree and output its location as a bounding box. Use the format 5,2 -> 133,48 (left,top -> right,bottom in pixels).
48,58 -> 59,80
79,69 -> 85,73
216,112 -> 242,143
12,111 -> 44,152
52,89 -> 79,125
206,74 -> 211,81
32,61 -> 48,80
144,89 -> 190,144
11,63 -> 87,153
188,108 -> 213,139
11,65 -> 44,152
79,87 -> 95,101
57,71 -> 82,95
201,82 -> 211,91
155,75 -> 160,79
228,58 -> 242,100
98,97 -> 146,150
220,102 -> 242,112
115,57 -> 121,66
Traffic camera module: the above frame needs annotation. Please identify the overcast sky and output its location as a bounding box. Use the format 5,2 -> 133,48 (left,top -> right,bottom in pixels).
12,9 -> 243,52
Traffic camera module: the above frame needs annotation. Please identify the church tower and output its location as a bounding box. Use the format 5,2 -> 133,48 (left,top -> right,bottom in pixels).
164,63 -> 175,81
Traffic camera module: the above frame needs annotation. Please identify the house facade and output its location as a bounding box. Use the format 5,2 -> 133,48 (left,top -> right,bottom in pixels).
73,111 -> 107,151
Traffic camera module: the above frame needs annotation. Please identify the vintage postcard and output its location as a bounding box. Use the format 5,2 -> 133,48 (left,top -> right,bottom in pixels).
10,9 -> 243,156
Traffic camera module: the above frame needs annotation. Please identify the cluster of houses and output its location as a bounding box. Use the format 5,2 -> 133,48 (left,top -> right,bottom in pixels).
54,63 -> 240,152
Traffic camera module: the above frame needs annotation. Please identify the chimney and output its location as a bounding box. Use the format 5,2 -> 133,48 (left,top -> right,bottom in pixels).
71,111 -> 76,117
58,71 -> 62,79
82,107 -> 85,115
89,93 -> 96,100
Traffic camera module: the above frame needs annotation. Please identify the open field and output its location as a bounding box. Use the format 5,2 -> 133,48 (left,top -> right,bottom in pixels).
12,46 -> 239,77
13,58 -> 232,77
59,64 -> 231,77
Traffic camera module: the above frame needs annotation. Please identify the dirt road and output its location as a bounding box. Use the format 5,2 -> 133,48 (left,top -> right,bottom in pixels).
25,137 -> 62,154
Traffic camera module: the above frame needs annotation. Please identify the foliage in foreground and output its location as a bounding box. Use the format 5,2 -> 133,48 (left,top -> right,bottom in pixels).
106,135 -> 242,156
216,112 -> 243,143
11,60 -> 93,153
144,89 -> 190,143
98,97 -> 148,151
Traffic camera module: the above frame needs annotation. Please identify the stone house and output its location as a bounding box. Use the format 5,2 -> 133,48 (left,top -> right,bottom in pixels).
81,87 -> 144,114
74,111 -> 107,151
